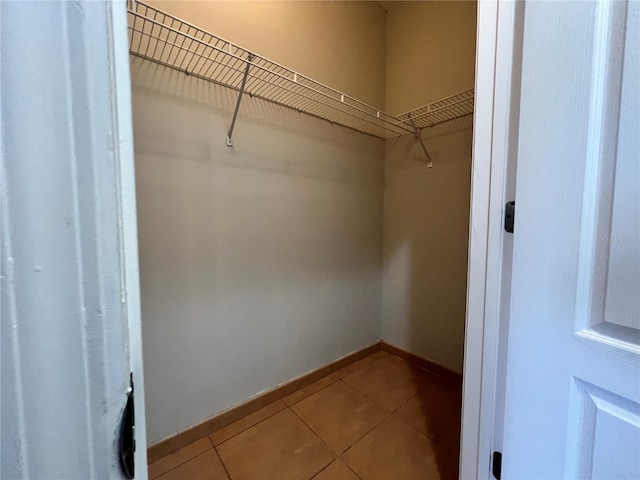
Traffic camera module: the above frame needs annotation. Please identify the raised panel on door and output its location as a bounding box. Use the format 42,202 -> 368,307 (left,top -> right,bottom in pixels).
567,380 -> 640,479
575,0 -> 640,351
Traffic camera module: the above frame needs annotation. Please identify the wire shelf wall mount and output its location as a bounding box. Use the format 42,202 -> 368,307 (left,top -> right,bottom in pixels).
127,0 -> 475,164
395,89 -> 475,167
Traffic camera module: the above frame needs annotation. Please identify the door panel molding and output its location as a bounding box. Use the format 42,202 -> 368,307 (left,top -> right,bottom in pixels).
575,0 -> 639,353
566,378 -> 640,479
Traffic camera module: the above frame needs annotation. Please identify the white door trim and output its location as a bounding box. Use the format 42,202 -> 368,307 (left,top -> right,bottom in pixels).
1,1 -> 147,478
460,1 -> 524,478
108,0 -> 149,475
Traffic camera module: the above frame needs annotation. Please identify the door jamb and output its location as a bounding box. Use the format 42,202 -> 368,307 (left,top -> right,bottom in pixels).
108,1 -> 149,475
460,1 -> 524,478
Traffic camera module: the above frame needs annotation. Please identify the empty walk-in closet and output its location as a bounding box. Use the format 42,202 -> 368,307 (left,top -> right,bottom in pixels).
128,1 -> 476,478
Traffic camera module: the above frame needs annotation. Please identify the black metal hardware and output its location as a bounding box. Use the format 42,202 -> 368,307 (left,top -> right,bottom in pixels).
492,451 -> 502,480
119,373 -> 135,479
504,201 -> 515,233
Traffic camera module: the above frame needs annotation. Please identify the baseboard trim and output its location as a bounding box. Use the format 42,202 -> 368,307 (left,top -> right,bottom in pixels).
380,341 -> 463,382
147,341 -> 382,463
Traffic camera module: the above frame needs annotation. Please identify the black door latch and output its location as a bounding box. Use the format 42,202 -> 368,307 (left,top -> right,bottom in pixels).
504,201 -> 515,233
119,373 -> 135,479
493,451 -> 502,479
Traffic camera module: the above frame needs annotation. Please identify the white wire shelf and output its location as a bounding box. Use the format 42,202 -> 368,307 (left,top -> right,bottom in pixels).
127,0 -> 413,140
126,1 -> 474,145
395,89 -> 475,130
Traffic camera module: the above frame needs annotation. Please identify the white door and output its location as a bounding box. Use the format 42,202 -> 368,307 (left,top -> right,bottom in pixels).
1,1 -> 147,478
502,0 -> 640,478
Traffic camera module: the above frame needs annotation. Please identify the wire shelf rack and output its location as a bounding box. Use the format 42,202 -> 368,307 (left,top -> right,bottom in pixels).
127,0 -> 413,140
126,1 -> 474,149
395,89 -> 475,131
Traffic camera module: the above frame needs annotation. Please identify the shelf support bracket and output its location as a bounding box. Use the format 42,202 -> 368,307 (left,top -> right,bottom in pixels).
226,53 -> 255,147
409,113 -> 433,168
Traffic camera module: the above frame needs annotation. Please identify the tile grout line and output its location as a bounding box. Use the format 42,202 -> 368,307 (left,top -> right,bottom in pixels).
337,373 -> 425,460
212,372 -> 343,448
212,378 -> 346,480
213,445 -> 233,480
377,376 -> 462,457
207,357 -> 369,449
395,406 -> 462,457
211,402 -> 287,448
290,376 -> 389,461
345,461 -> 364,480
284,373 -> 340,408
291,356 -> 387,479
309,458 -> 364,480
286,403 -> 361,480
337,357 -> 425,413
152,447 -> 213,480
389,366 -> 464,456
286,404 -> 337,460
336,376 -> 390,411
338,401 -> 395,459
307,459 -> 335,480
339,371 -> 460,478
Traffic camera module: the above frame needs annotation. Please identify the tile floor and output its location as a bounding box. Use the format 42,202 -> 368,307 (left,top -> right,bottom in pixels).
148,351 -> 462,480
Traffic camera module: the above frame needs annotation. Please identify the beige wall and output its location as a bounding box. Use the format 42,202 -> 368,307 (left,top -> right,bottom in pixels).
382,1 -> 476,373
148,1 -> 387,109
384,1 -> 477,114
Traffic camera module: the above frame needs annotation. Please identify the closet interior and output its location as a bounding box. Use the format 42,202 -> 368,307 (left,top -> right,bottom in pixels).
128,1 -> 476,478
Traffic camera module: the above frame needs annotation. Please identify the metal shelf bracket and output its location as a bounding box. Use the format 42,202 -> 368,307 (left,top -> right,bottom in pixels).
409,113 -> 433,168
226,53 -> 255,147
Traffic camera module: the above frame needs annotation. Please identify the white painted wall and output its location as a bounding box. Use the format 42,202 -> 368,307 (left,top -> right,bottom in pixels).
131,61 -> 384,444
381,2 -> 476,374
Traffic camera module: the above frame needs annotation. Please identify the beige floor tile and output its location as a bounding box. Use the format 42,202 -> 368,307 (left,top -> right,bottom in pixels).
292,381 -> 387,454
312,459 -> 360,480
283,374 -> 337,406
342,358 -> 426,411
217,409 -> 334,480
210,400 -> 287,445
392,379 -> 462,452
156,449 -> 229,480
342,418 -> 455,480
335,355 -> 376,379
148,437 -> 212,479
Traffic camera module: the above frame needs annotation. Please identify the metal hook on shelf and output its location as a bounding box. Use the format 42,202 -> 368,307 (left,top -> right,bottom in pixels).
226,53 -> 255,147
408,113 -> 433,168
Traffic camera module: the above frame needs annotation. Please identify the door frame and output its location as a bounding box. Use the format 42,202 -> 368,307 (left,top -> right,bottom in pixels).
1,1 -> 147,477
460,1 -> 524,478
110,1 -> 149,475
